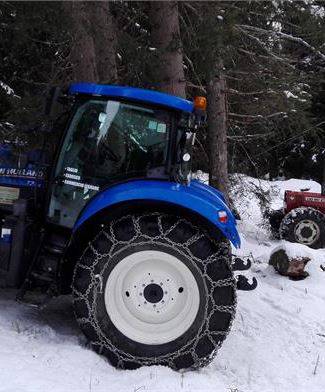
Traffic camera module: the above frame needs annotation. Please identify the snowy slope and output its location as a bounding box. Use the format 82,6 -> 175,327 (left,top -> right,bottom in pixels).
0,176 -> 324,392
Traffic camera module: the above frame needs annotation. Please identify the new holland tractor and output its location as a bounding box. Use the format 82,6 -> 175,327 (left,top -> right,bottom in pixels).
0,83 -> 251,370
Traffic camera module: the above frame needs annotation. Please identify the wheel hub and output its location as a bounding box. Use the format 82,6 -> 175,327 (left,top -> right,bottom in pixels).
104,250 -> 200,345
294,219 -> 320,245
301,226 -> 312,239
143,283 -> 164,303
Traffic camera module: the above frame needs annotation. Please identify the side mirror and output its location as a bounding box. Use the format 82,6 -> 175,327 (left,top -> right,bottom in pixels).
44,86 -> 61,118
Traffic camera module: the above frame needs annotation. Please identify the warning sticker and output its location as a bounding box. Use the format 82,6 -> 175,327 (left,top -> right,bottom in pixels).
0,186 -> 20,205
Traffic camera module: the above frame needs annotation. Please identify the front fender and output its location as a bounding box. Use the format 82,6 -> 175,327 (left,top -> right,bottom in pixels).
74,179 -> 240,248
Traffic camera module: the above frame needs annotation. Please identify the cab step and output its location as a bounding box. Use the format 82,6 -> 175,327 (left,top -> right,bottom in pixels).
16,288 -> 54,309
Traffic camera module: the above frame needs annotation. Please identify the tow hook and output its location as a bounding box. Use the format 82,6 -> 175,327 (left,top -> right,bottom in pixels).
232,256 -> 251,271
236,275 -> 258,291
232,256 -> 258,291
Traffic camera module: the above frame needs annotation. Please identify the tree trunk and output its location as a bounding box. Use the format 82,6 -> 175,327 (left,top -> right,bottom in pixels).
87,1 -> 118,84
63,1 -> 98,83
207,70 -> 229,198
148,1 -> 186,98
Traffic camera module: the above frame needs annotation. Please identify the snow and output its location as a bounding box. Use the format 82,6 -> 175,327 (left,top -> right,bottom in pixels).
271,240 -> 315,260
311,4 -> 325,18
0,80 -> 20,99
284,90 -> 299,99
0,80 -> 15,96
0,175 -> 324,391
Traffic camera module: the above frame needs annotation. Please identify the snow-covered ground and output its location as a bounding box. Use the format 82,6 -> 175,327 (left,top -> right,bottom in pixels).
0,176 -> 324,392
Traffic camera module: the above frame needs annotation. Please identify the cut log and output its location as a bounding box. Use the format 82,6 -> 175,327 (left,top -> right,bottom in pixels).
269,248 -> 310,280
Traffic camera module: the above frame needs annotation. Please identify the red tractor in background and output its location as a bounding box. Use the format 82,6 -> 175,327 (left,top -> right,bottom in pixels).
270,164 -> 325,249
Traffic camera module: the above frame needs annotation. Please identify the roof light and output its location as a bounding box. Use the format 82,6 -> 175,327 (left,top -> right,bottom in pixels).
218,210 -> 228,224
194,96 -> 207,111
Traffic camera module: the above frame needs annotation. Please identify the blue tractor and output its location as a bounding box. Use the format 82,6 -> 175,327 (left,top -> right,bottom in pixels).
0,83 -> 250,370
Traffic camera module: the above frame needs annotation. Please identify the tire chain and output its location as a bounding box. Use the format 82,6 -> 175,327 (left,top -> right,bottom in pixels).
73,212 -> 237,370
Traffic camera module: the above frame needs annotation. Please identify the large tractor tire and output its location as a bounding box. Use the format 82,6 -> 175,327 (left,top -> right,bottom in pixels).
280,207 -> 325,249
72,212 -> 236,370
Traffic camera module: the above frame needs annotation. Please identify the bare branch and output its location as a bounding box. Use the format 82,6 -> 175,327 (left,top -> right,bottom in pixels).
229,112 -> 286,119
227,88 -> 278,96
195,137 -> 209,163
184,54 -> 206,92
236,26 -> 296,69
228,131 -> 276,140
183,2 -> 201,19
238,24 -> 325,61
186,81 -> 207,93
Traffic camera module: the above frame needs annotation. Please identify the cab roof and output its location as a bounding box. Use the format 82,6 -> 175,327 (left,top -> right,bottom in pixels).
69,83 -> 194,113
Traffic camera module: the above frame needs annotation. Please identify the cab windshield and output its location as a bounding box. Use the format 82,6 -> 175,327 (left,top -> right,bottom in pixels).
48,99 -> 172,227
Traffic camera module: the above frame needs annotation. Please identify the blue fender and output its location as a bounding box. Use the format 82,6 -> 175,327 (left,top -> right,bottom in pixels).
74,179 -> 240,248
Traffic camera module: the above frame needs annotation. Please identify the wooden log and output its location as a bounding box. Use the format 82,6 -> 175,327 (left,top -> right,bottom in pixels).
269,248 -> 310,280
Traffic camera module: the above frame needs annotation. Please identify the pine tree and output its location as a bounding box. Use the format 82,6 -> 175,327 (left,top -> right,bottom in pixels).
148,1 -> 186,97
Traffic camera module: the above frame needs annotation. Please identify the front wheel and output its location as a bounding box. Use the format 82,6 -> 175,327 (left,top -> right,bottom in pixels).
72,212 -> 236,370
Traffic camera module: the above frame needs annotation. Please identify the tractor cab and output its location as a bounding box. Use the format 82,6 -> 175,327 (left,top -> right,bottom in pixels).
47,83 -> 198,228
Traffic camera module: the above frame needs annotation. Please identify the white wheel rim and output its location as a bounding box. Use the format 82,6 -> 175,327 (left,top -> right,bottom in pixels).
104,250 -> 200,345
294,219 -> 320,245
